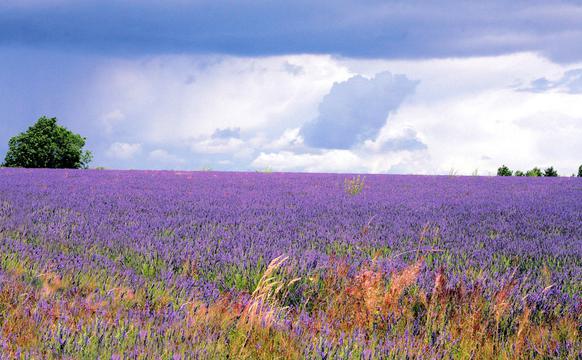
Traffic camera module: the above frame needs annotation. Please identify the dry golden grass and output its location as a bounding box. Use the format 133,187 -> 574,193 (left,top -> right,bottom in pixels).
385,258 -> 423,310
514,305 -> 530,358
494,278 -> 516,324
240,255 -> 298,331
40,271 -> 63,298
0,255 -> 579,358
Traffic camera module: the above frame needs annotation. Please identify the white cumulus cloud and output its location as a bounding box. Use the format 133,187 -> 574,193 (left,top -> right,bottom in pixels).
105,142 -> 142,160
149,149 -> 185,165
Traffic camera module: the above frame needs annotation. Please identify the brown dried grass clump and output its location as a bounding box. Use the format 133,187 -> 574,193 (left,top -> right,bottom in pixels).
184,295 -> 242,335
2,304 -> 39,350
0,275 -> 40,352
322,258 -> 425,335
513,306 -> 530,358
83,292 -> 108,316
384,258 -> 423,311
432,267 -> 448,301
494,279 -> 516,324
425,267 -> 448,335
345,268 -> 384,328
40,271 -> 63,297
108,286 -> 136,304
181,258 -> 198,278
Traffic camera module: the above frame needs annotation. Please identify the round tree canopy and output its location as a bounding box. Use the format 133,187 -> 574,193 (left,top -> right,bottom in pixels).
2,116 -> 92,169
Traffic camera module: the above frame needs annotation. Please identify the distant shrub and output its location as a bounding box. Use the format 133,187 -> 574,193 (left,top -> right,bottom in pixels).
543,166 -> 558,177
514,170 -> 525,176
344,175 -> 365,195
95,166 -> 106,170
578,164 -> 582,177
256,166 -> 273,173
496,165 -> 512,176
526,167 -> 542,177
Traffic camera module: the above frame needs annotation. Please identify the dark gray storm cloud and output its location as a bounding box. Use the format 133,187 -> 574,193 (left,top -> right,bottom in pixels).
1,1 -> 582,62
301,72 -> 417,149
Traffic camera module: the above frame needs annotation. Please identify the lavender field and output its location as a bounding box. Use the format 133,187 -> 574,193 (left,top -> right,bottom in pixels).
0,168 -> 580,358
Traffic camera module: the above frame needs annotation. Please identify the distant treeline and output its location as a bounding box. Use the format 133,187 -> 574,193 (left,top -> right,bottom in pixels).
497,164 -> 582,177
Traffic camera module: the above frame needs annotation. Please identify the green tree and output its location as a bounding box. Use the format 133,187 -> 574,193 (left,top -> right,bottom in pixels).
578,165 -> 582,177
526,167 -> 542,177
2,116 -> 92,169
514,170 -> 525,176
543,166 -> 558,177
497,165 -> 512,176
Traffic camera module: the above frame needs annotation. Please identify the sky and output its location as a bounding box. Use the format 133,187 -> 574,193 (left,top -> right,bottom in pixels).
1,0 -> 582,175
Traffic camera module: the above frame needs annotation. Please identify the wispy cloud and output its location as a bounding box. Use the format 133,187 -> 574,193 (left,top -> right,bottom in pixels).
520,69 -> 582,93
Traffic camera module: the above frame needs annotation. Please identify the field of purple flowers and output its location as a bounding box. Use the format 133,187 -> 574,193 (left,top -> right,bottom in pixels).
0,168 -> 580,358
